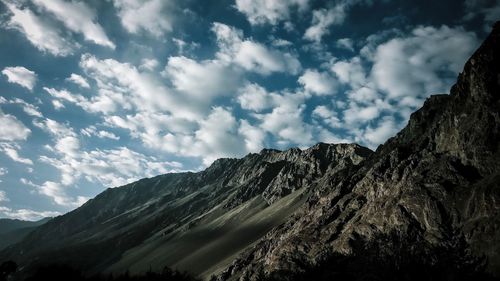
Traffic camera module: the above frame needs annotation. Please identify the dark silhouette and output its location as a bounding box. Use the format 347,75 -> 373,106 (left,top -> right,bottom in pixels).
17,264 -> 199,281
0,261 -> 17,281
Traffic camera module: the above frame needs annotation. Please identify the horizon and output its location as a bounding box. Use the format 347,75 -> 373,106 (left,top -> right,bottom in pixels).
0,0 -> 499,221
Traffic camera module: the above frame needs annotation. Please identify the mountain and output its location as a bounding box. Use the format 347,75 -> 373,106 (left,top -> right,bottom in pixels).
216,21 -> 500,280
2,22 -> 500,281
0,218 -> 51,251
0,143 -> 372,279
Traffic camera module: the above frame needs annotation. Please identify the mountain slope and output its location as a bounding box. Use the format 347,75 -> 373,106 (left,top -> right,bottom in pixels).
0,218 -> 51,250
0,143 -> 372,279
217,22 -> 500,280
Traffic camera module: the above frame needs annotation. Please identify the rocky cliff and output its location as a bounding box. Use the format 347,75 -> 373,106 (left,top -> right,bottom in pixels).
216,22 -> 500,280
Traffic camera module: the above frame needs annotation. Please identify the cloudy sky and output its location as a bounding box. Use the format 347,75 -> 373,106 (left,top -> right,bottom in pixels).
0,0 -> 498,220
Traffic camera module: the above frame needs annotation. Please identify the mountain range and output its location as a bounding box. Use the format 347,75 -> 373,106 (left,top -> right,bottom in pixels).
1,21 -> 500,281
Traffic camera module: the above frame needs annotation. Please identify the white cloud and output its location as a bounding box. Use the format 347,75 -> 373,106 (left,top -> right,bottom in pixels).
212,22 -> 301,75
2,66 -> 37,91
239,120 -> 266,152
139,58 -> 159,71
312,105 -> 341,128
304,5 -> 346,43
66,73 -> 90,89
164,56 -> 241,101
0,109 -> 31,141
0,206 -> 60,221
0,98 -> 43,117
371,25 -> 478,98
330,57 -> 367,88
0,143 -> 33,165
32,0 -> 115,48
362,116 -> 400,148
2,1 -> 75,56
298,69 -> 337,95
112,0 -> 173,36
0,167 -> 7,176
237,83 -> 273,111
81,126 -> 120,140
234,0 -> 309,25
0,190 -> 8,202
256,92 -> 313,146
337,38 -> 354,51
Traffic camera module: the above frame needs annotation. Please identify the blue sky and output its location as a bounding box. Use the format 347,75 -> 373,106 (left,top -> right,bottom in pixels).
0,0 -> 498,220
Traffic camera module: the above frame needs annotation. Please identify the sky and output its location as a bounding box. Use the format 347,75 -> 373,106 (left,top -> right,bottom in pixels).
0,0 -> 498,221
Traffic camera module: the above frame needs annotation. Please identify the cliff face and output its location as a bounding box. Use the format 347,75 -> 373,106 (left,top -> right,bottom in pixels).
0,143 -> 371,279
217,22 -> 500,280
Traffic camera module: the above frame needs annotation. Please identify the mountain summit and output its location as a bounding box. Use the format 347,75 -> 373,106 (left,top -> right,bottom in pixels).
2,22 -> 500,281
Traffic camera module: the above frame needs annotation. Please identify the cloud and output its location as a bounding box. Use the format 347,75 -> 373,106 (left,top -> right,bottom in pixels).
1,1 -> 75,56
32,0 -> 115,48
304,5 -> 346,43
336,38 -> 355,51
0,190 -> 8,202
0,206 -> 60,221
298,69 -> 337,95
330,57 -> 367,88
256,92 -> 313,146
362,116 -> 399,148
0,167 -> 7,176
212,22 -> 301,75
0,109 -> 31,141
33,117 -> 183,205
312,105 -> 341,129
164,56 -> 241,101
139,58 -> 159,71
112,0 -> 173,36
66,73 -> 90,88
371,25 -> 478,98
2,66 -> 37,91
81,126 -> 120,140
239,120 -> 266,152
0,143 -> 33,165
0,98 -> 43,117
237,83 -> 273,111
234,0 -> 309,25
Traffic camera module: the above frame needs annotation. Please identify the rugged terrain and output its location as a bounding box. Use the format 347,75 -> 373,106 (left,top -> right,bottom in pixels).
2,21 -> 500,281
0,143 -> 371,279
216,22 -> 500,280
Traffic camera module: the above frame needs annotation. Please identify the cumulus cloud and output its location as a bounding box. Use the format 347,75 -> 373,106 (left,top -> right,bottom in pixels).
0,109 -> 31,141
256,92 -> 313,146
66,73 -> 90,88
2,66 -> 37,91
362,116 -> 399,148
312,105 -> 341,129
0,206 -> 60,221
337,38 -> 355,51
1,1 -> 75,56
164,56 -> 241,101
32,117 -> 182,205
236,83 -> 273,111
32,0 -> 115,48
212,22 -> 301,75
0,98 -> 43,117
234,0 -> 309,25
298,69 -> 337,95
0,143 -> 33,165
112,0 -> 173,36
304,5 -> 346,43
81,126 -> 120,140
371,25 -> 478,98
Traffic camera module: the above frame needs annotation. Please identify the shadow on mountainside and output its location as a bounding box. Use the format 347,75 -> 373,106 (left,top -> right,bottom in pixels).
240,231 -> 500,281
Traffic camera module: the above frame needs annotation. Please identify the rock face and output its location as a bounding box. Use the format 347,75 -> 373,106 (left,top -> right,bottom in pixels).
0,143 -> 371,279
216,22 -> 500,280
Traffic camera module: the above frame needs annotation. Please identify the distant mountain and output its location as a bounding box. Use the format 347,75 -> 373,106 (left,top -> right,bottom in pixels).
1,21 -> 499,281
0,218 -> 51,250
